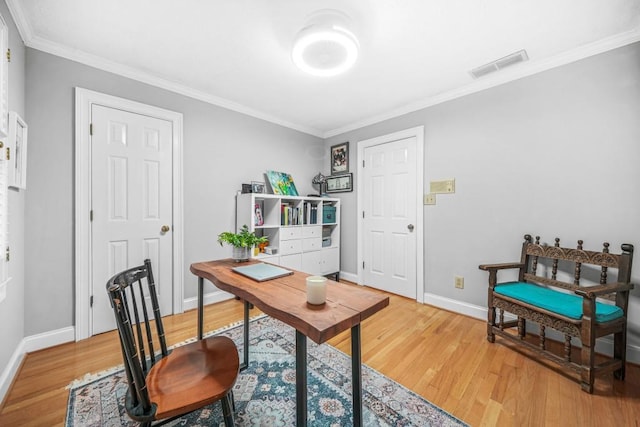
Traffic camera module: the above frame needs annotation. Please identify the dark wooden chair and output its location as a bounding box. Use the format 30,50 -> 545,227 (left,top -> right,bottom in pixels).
106,259 -> 239,426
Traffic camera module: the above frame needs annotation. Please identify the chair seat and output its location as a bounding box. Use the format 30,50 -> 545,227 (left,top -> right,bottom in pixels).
146,336 -> 239,420
495,282 -> 624,323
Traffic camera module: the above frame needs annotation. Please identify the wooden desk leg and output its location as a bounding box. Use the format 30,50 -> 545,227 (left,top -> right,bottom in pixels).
296,330 -> 307,427
352,324 -> 362,427
241,300 -> 250,371
197,277 -> 204,340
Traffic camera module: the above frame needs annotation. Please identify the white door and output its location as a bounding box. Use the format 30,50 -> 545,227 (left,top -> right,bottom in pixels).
91,105 -> 174,335
362,136 -> 417,298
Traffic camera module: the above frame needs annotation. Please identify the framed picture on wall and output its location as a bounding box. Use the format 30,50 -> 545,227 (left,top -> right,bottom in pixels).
8,111 -> 28,189
326,173 -> 353,193
330,142 -> 349,175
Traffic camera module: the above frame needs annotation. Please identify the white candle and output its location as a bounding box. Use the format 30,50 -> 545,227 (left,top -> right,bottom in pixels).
306,275 -> 327,305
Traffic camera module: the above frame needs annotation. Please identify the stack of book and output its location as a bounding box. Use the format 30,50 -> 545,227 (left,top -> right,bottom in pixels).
281,202 -> 321,226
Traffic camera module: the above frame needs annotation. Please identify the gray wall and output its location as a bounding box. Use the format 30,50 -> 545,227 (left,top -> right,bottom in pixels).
24,49 -> 324,335
326,43 -> 640,347
0,0 -> 26,379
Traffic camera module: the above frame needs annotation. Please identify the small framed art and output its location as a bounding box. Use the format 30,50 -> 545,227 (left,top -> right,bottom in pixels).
251,181 -> 265,194
330,142 -> 348,175
8,111 -> 28,189
325,173 -> 353,193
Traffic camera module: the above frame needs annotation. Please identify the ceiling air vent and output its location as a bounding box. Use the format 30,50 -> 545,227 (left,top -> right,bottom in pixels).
470,49 -> 529,79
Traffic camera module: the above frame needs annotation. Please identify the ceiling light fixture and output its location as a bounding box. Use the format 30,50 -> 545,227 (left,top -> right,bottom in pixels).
292,10 -> 360,77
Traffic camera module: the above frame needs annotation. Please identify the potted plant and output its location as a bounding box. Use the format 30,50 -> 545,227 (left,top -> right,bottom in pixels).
217,225 -> 268,262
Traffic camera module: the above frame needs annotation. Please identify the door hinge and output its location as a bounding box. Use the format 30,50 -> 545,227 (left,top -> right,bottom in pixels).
89,123 -> 93,135
362,160 -> 365,168
5,246 -> 9,262
6,49 -> 10,63
90,210 -> 93,221
362,261 -> 365,269
362,211 -> 365,218
90,295 -> 94,307
5,147 -> 9,161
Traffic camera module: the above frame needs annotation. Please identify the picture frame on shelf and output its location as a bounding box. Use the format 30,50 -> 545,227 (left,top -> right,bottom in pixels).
251,181 -> 265,194
8,111 -> 28,190
330,141 -> 348,175
325,173 -> 352,193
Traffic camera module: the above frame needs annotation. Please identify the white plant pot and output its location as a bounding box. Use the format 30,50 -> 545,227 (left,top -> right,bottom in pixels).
232,246 -> 251,262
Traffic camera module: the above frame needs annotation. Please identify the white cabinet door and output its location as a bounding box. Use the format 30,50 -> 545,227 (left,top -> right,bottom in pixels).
301,251 -> 322,275
320,248 -> 340,275
280,254 -> 302,271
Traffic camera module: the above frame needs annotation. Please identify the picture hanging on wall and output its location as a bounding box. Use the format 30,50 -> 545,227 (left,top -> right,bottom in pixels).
8,111 -> 28,190
326,173 -> 353,193
330,141 -> 349,175
265,170 -> 299,196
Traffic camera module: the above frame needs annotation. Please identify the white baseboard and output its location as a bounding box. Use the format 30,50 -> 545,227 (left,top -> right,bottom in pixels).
23,326 -> 75,353
183,289 -> 235,312
423,292 -> 640,365
0,326 -> 75,405
424,292 -> 488,321
0,340 -> 25,406
338,270 -> 357,283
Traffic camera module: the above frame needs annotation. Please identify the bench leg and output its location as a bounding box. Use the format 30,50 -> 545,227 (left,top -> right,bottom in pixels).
487,306 -> 496,343
580,321 -> 596,393
580,344 -> 595,393
613,326 -> 626,380
517,317 -> 526,340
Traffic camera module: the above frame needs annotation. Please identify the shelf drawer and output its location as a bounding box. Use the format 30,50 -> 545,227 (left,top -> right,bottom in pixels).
302,226 -> 322,238
280,239 -> 302,255
281,227 -> 302,240
302,237 -> 322,252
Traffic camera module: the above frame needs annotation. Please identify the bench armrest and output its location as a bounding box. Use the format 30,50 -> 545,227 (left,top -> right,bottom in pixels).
574,282 -> 635,298
479,262 -> 525,290
479,262 -> 524,271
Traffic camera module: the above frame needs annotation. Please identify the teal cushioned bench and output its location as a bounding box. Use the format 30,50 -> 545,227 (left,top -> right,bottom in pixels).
495,282 -> 623,323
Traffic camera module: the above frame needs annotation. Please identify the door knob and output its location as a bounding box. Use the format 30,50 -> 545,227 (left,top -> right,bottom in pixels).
407,224 -> 414,232
161,225 -> 170,233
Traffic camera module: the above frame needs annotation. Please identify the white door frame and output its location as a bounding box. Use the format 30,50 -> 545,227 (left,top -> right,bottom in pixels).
357,126 -> 425,303
74,87 -> 184,340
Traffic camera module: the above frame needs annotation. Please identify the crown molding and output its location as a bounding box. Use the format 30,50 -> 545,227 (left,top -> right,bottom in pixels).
5,0 -> 33,43
323,28 -> 640,138
26,34 -> 325,137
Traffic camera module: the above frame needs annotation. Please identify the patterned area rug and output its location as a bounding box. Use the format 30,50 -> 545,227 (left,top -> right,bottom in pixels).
66,315 -> 467,426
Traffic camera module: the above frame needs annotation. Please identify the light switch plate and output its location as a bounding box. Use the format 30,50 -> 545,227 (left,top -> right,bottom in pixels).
430,179 -> 455,194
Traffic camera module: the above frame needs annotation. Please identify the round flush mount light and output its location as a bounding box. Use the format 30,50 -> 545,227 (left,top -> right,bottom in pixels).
292,10 -> 360,77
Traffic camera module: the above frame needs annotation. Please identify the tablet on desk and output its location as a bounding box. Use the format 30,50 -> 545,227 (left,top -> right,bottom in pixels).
232,263 -> 293,282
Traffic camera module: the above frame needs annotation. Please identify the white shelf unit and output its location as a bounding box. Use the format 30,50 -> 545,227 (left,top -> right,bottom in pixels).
236,193 -> 340,277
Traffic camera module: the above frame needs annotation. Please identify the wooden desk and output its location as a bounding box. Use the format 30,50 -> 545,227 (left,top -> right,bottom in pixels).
190,259 -> 389,427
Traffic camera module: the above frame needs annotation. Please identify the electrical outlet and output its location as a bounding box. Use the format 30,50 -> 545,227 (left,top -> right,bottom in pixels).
454,276 -> 464,289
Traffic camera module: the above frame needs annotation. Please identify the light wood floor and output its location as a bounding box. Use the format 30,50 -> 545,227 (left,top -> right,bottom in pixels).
1,288 -> 639,426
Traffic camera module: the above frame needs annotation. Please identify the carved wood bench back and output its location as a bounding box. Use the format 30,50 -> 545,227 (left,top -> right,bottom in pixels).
521,234 -> 634,301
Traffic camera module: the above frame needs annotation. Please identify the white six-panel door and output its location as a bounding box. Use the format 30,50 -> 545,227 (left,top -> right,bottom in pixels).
91,105 -> 173,335
362,136 -> 417,298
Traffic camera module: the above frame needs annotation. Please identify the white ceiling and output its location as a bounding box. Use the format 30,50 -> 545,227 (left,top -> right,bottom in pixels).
7,0 -> 640,137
